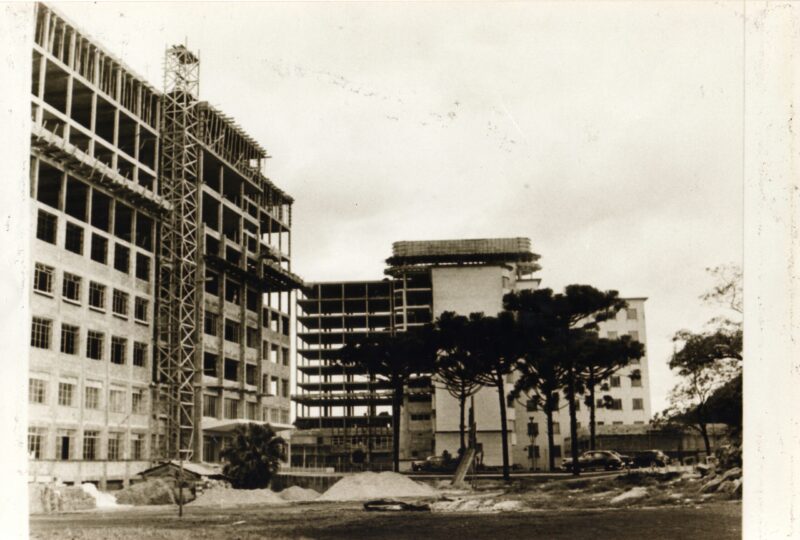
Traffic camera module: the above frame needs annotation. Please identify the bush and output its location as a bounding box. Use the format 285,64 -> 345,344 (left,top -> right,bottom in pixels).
220,424 -> 286,489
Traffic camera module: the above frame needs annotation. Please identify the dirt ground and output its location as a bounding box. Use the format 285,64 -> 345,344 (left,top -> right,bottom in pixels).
30,500 -> 741,540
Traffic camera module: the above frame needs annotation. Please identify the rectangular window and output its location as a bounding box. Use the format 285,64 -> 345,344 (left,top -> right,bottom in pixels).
610,376 -> 621,388
633,398 -> 644,410
31,317 -> 52,349
133,342 -> 147,367
135,253 -> 150,281
131,433 -> 144,460
89,282 -> 106,310
526,399 -> 538,412
246,326 -> 258,349
629,330 -> 639,342
134,297 -> 148,323
113,244 -> 130,273
131,388 -> 145,413
203,352 -> 218,377
224,319 -> 240,343
29,378 -> 47,404
611,398 -> 623,410
552,445 -> 562,458
28,428 -> 44,459
281,379 -> 290,398
631,373 -> 642,387
107,432 -> 122,460
60,324 -> 79,355
527,421 -> 539,437
33,263 -> 54,294
90,233 -> 108,264
282,347 -> 290,367
245,364 -> 256,385
64,222 -> 84,254
204,312 -> 218,336
36,210 -> 57,244
246,402 -> 258,420
87,331 -> 104,360
203,394 -> 218,417
109,388 -> 125,412
62,273 -> 81,303
58,382 -> 75,406
84,386 -> 100,409
627,308 -> 638,320
82,430 -> 99,460
111,336 -> 127,365
57,430 -> 74,460
552,422 -> 560,435
224,398 -> 239,419
224,358 -> 239,381
112,289 -> 129,318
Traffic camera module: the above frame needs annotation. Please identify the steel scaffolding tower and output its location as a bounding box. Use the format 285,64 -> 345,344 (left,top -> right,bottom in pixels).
156,45 -> 201,461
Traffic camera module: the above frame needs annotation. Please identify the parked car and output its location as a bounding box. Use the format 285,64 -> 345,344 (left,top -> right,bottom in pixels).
411,455 -> 458,473
561,450 -> 626,472
631,450 -> 670,468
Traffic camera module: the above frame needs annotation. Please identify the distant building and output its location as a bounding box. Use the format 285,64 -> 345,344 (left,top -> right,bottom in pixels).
293,237 -> 652,471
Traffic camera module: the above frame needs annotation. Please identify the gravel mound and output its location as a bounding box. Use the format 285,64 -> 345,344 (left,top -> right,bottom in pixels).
318,472 -> 437,502
115,479 -> 176,505
278,486 -> 320,501
189,486 -> 285,507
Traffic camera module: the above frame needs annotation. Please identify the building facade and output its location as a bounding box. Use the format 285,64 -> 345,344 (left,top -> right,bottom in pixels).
292,238 -> 652,471
27,3 -> 300,486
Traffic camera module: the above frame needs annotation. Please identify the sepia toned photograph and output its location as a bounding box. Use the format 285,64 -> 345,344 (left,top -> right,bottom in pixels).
1,1 -> 797,538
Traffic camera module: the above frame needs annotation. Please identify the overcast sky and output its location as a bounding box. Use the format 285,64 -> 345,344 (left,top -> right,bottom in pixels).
53,1 -> 744,412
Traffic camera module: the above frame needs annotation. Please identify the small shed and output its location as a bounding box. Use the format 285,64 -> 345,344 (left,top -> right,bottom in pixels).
139,461 -> 227,483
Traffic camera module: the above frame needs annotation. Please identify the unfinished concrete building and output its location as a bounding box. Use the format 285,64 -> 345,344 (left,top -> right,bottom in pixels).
292,238 -> 652,471
28,3 -> 302,486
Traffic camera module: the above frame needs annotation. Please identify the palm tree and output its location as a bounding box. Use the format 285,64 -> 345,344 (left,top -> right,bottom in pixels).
220,423 -> 286,489
434,312 -> 483,455
339,328 -> 436,472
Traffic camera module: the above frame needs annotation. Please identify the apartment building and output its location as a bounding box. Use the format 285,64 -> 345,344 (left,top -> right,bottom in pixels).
27,3 -> 301,486
511,298 -> 652,471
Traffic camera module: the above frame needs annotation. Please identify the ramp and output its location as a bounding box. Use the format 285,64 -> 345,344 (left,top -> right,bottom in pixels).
451,448 -> 477,488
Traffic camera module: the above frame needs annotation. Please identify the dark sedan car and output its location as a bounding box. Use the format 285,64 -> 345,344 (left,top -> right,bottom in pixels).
631,450 -> 670,468
561,450 -> 626,472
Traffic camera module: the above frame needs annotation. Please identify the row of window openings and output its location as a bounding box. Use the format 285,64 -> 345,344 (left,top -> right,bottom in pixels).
36,211 -> 151,281
329,435 -> 391,448
201,395 -> 290,422
524,395 -> 646,418
34,263 -> 149,321
29,378 -> 146,413
28,428 -> 147,461
31,317 -> 148,367
204,276 -> 290,328
33,162 -> 155,251
204,312 -> 290,356
201,354 -> 290,392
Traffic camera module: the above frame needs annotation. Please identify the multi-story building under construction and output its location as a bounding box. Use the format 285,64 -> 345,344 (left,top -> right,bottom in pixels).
293,237 -> 652,471
27,3 -> 302,487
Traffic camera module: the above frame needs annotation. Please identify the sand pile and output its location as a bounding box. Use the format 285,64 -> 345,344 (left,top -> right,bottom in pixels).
29,483 -> 96,514
115,479 -> 178,505
81,483 -> 119,508
189,486 -> 285,507
318,472 -> 437,502
278,486 -> 320,502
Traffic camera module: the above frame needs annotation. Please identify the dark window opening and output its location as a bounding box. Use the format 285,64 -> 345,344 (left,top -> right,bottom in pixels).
246,288 -> 259,313
95,95 -> 115,144
114,202 -> 132,242
204,272 -> 219,295
117,112 -> 137,157
225,279 -> 240,305
224,319 -> 240,343
114,244 -> 130,274
202,194 -> 220,231
135,213 -> 153,251
36,161 -> 62,209
205,235 -> 220,257
91,234 -> 108,264
139,128 -> 157,170
70,79 -> 92,129
204,312 -> 218,336
117,156 -> 135,182
245,364 -> 256,385
224,358 -> 238,381
91,191 -> 111,231
135,253 -> 150,281
43,60 -> 69,113
203,353 -> 218,377
64,222 -> 83,255
36,210 -> 57,244
94,141 -> 114,169
64,176 -> 88,222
